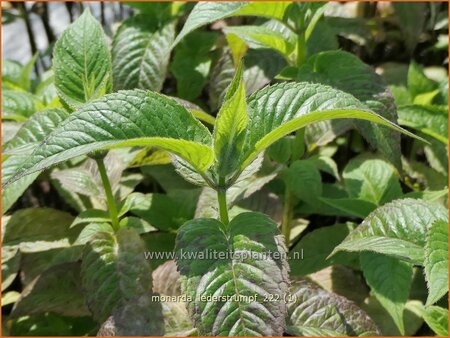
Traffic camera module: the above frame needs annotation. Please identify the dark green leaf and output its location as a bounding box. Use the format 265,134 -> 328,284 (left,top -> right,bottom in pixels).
294,50 -> 403,169
287,279 -> 380,336
11,263 -> 90,318
361,252 -> 413,334
112,14 -> 175,91
176,212 -> 289,335
81,228 -> 164,334
289,223 -> 358,276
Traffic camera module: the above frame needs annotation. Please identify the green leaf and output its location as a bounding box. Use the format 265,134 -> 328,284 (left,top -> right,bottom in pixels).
9,313 -> 96,336
407,62 -> 438,98
362,297 -> 424,336
141,232 -> 176,269
81,227 -> 164,334
173,2 -> 291,46
287,279 -> 380,336
170,31 -> 217,100
11,263 -> 90,318
223,25 -> 295,59
294,50 -> 404,169
112,14 -> 175,92
1,156 -> 39,215
2,90 -> 43,121
4,90 -> 214,187
320,198 -> 377,218
19,246 -> 83,287
3,108 -> 69,152
51,167 -> 103,199
53,9 -> 112,108
289,223 -> 359,276
214,62 -> 248,179
2,208 -> 77,253
175,212 -> 289,335
282,159 -> 322,205
240,81 -> 415,173
1,56 -> 37,91
360,252 -> 413,335
423,306 -> 449,336
70,209 -> 111,228
208,49 -> 286,110
398,105 -> 448,144
331,198 -> 448,264
123,190 -> 200,231
393,2 -> 427,54
404,189 -> 449,202
424,219 -> 449,305
343,156 -> 403,205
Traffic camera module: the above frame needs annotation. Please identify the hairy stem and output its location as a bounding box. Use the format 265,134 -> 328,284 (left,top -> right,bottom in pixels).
281,187 -> 294,246
95,158 -> 120,231
217,188 -> 229,225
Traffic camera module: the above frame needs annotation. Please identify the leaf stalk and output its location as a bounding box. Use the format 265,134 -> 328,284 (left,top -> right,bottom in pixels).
217,188 -> 229,225
95,158 -> 120,231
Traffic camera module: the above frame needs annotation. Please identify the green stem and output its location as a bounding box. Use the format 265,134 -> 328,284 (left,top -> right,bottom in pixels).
281,188 -> 294,246
296,30 -> 306,67
291,128 -> 305,161
217,188 -> 229,225
95,158 -> 120,231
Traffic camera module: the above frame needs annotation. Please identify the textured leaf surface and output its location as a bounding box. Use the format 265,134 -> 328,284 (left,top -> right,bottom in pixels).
2,108 -> 69,214
361,252 -> 413,334
343,156 -> 403,205
81,228 -> 164,334
240,81 -> 414,172
112,14 -> 175,92
398,105 -> 448,144
287,279 -> 380,336
3,108 -> 69,152
2,90 -> 42,121
296,50 -> 403,169
175,212 -> 289,336
214,63 -> 248,178
4,90 -> 214,187
11,263 -> 89,318
332,199 -> 448,264
53,9 -> 112,108
173,2 -> 291,46
423,306 -> 448,336
424,219 -> 449,305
